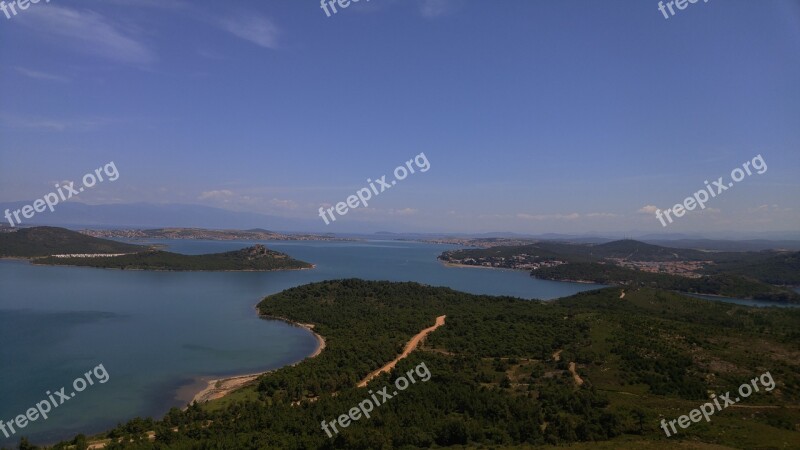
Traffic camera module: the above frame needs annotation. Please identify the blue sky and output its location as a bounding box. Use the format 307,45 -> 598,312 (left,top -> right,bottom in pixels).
1,0 -> 798,234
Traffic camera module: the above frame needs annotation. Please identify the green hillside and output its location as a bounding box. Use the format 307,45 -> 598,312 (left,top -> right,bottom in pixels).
703,251 -> 800,285
533,262 -> 800,303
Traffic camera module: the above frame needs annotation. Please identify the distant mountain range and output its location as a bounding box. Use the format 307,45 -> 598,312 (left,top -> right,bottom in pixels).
1,201 -> 798,246
0,202 -> 321,232
81,227 -> 346,242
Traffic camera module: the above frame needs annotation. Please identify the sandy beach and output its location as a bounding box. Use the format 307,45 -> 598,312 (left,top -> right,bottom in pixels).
185,312 -> 326,405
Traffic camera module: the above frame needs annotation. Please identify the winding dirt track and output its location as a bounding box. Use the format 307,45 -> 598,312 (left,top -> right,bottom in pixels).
568,362 -> 584,386
357,315 -> 446,387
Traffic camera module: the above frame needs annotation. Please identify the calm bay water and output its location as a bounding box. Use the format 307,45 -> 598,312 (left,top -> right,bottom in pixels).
0,239 -> 604,445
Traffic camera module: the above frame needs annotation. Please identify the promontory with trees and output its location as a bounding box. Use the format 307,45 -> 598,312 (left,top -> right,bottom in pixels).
34,279 -> 800,450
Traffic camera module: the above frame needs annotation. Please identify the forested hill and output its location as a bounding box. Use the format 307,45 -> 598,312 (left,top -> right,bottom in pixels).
703,250 -> 800,285
0,226 -> 144,257
51,280 -> 800,449
588,239 -> 708,261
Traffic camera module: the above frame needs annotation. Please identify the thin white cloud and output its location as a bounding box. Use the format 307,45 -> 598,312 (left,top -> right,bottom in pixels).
749,204 -> 791,213
219,14 -> 279,49
638,205 -> 659,214
586,212 -> 618,218
15,67 -> 70,82
419,0 -> 459,18
517,213 -> 580,221
270,198 -> 298,210
93,0 -> 190,9
16,6 -> 155,65
0,113 -> 111,131
198,189 -> 234,201
391,208 -> 419,216
1,118 -> 68,132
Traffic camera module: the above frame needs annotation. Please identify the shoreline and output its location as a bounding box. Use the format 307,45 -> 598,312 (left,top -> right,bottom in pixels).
20,258 -> 316,272
439,260 -> 520,272
185,309 -> 326,405
533,276 -> 603,284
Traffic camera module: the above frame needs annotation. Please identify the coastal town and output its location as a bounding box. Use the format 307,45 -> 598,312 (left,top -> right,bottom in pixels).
441,245 -> 715,278
440,251 -> 568,271
606,258 -> 711,278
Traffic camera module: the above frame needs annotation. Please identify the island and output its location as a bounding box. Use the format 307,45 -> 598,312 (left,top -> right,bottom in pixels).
0,226 -> 313,271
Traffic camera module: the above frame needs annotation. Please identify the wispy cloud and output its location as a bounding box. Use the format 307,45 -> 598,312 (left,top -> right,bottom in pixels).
586,212 -> 618,218
15,6 -> 155,65
517,213 -> 580,221
219,14 -> 280,49
198,189 -> 234,201
92,0 -> 190,9
419,0 -> 459,18
638,205 -> 659,214
0,113 -> 111,132
749,204 -> 792,213
270,198 -> 298,210
15,67 -> 70,82
391,208 -> 419,216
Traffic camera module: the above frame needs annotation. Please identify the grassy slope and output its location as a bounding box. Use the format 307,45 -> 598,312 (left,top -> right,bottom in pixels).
53,280 -> 800,450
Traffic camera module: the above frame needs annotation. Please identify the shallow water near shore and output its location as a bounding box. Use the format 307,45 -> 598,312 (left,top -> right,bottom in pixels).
0,239 -> 641,444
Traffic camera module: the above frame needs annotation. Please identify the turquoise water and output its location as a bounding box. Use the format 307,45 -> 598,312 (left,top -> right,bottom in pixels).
0,240 -> 604,445
685,293 -> 799,308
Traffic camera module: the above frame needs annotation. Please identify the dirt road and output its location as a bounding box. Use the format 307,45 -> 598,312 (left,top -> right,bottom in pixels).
357,315 -> 446,387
